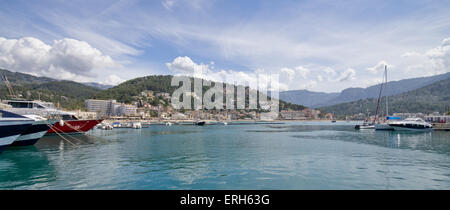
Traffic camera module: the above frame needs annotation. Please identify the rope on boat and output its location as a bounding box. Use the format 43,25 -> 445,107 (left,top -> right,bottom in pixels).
63,121 -> 103,143
46,123 -> 79,147
49,123 -> 93,145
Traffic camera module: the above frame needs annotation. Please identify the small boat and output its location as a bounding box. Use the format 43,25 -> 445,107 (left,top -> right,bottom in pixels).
112,122 -> 121,128
355,122 -> 375,130
388,118 -> 433,131
12,115 -> 57,146
165,122 -> 173,126
132,122 -> 142,129
100,123 -> 113,130
195,121 -> 206,126
331,120 -> 336,123
0,110 -> 34,152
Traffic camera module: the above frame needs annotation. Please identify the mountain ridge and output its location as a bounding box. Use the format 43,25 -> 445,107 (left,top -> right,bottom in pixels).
319,77 -> 450,116
279,72 -> 450,107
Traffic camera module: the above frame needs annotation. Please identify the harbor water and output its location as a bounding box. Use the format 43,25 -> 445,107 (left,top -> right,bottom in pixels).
1,121 -> 449,189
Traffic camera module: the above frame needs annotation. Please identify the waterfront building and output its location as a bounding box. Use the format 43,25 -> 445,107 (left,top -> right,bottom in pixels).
118,104 -> 137,116
85,99 -> 138,117
73,110 -> 98,119
425,115 -> 450,123
279,110 -> 307,120
85,99 -> 117,116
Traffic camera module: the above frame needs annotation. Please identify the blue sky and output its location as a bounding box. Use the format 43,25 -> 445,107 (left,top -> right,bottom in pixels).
1,0 -> 450,92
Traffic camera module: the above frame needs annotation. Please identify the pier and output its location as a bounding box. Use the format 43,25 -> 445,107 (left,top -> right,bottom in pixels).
433,123 -> 450,131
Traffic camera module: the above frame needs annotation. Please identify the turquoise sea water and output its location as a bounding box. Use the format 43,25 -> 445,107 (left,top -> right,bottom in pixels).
1,121 -> 449,190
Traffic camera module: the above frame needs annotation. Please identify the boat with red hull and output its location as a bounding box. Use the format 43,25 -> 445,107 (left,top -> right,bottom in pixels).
4,100 -> 102,135
47,119 -> 103,134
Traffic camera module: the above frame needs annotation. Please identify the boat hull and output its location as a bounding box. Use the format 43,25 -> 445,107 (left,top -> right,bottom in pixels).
195,121 -> 206,126
46,119 -> 103,135
355,124 -> 374,129
374,123 -> 394,130
12,121 -> 53,146
0,121 -> 33,152
389,125 -> 433,132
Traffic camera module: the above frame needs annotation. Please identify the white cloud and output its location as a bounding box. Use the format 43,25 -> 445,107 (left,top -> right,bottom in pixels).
336,68 -> 356,82
402,51 -> 421,57
162,0 -> 175,10
323,67 -> 336,76
317,75 -> 323,82
425,37 -> 450,74
166,56 -> 284,91
103,74 -> 124,85
280,67 -> 295,81
367,61 -> 392,74
294,66 -> 310,79
0,36 -> 119,81
166,56 -> 210,77
161,0 -> 209,11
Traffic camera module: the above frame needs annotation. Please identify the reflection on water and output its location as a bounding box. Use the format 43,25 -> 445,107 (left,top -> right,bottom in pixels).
0,121 -> 449,189
0,147 -> 56,189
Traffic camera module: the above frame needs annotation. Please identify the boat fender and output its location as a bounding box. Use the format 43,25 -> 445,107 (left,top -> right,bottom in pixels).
59,120 -> 64,126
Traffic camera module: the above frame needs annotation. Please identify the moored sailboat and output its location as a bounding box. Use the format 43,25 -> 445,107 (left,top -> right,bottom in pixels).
375,65 -> 395,130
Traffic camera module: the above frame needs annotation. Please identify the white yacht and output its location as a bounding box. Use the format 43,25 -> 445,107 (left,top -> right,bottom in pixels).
388,118 -> 433,131
0,110 -> 34,152
12,115 -> 57,146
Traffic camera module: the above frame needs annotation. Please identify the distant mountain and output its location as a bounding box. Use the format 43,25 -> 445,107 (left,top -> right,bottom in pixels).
280,72 -> 450,107
0,68 -> 55,85
0,69 -> 102,110
279,90 -> 339,107
83,82 -> 114,90
319,78 -> 450,116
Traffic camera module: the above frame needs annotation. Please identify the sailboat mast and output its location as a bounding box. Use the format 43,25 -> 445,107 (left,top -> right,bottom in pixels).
385,65 -> 388,119
373,69 -> 385,124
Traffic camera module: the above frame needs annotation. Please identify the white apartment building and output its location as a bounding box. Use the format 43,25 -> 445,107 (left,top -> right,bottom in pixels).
85,99 -> 117,116
85,99 -> 137,116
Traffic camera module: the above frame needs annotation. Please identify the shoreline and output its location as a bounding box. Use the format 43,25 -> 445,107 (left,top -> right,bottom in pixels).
100,119 -> 364,124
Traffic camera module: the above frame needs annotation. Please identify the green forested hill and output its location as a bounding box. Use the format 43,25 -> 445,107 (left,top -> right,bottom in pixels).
1,68 -> 102,110
93,75 -> 175,102
1,80 -> 102,110
319,78 -> 450,116
93,75 -> 306,110
0,68 -> 55,85
1,69 -> 305,111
